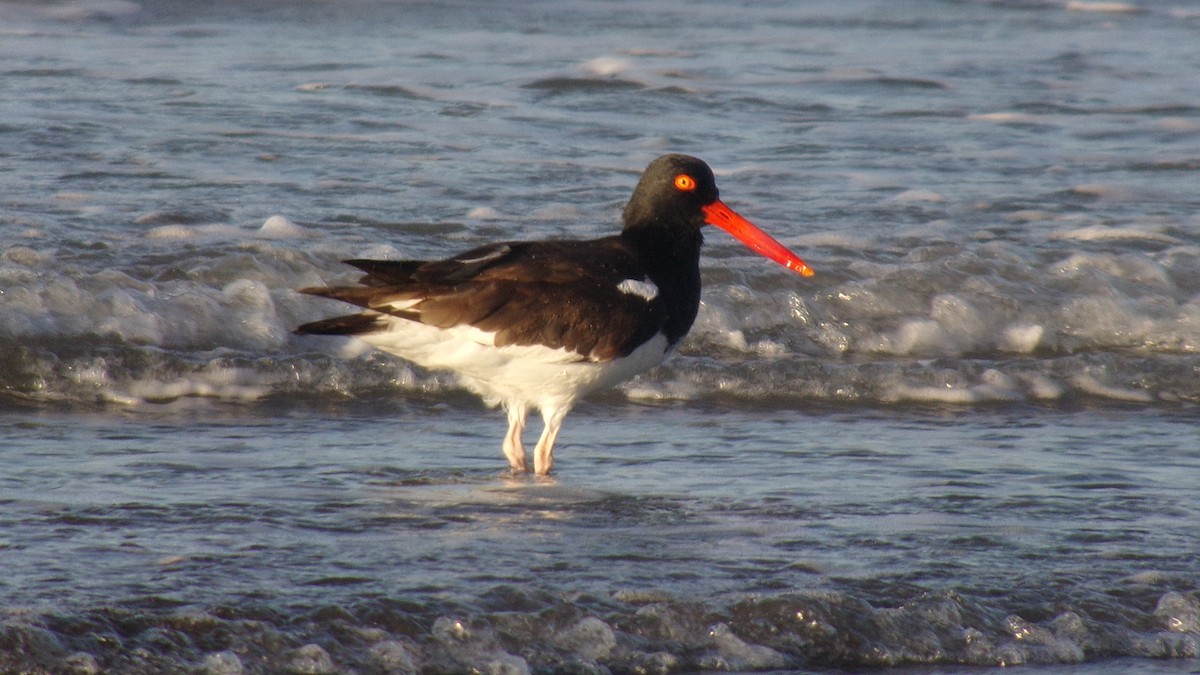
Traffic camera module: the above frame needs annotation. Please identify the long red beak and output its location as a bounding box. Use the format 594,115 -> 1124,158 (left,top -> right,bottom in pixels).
701,200 -> 814,277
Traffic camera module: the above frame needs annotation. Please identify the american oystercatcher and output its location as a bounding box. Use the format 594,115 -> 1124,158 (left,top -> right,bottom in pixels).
296,154 -> 813,475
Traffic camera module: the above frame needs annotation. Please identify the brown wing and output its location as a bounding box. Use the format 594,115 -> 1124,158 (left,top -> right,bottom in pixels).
296,237 -> 666,361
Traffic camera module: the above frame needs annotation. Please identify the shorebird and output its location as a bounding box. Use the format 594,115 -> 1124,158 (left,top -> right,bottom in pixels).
296,154 -> 812,475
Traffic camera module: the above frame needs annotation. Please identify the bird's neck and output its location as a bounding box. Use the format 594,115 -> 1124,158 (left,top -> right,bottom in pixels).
620,217 -> 705,269
620,220 -> 705,343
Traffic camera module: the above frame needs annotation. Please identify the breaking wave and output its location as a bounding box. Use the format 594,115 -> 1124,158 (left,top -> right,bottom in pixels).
3,217 -> 1197,410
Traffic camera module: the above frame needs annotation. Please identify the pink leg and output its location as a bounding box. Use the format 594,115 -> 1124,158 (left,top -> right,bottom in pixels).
502,405 -> 528,473
532,407 -> 568,476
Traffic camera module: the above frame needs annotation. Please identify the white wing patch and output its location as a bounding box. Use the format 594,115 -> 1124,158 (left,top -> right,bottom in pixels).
377,298 -> 422,312
456,244 -> 511,265
617,278 -> 659,302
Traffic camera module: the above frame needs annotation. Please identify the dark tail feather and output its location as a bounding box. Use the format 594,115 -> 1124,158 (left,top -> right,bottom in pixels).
294,313 -> 385,336
297,284 -> 385,307
344,259 -> 425,287
295,258 -> 428,336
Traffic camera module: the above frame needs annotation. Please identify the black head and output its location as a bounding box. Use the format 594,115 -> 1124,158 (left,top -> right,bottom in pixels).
622,154 -> 720,232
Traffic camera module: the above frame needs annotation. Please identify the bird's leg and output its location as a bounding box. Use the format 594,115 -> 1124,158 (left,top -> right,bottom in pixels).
532,407 -> 568,476
502,404 -> 528,473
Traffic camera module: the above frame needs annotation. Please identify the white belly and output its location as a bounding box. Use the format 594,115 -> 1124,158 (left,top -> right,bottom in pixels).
358,317 -> 671,411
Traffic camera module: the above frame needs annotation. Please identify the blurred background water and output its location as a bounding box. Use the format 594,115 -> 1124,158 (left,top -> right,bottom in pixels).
1,0 -> 1198,672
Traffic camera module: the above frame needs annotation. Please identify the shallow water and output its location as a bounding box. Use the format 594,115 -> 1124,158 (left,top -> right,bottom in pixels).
4,404 -> 1199,672
1,0 -> 1199,672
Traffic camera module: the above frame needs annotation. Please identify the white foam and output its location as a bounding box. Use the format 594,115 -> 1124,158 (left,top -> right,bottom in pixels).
1066,1 -> 1141,13
201,651 -> 244,675
1153,593 -> 1200,634
146,224 -> 244,240
753,340 -> 787,357
815,322 -> 851,354
691,297 -> 799,357
145,224 -> 196,240
888,319 -> 949,356
708,623 -> 788,670
969,112 -> 1044,125
258,215 -> 308,239
3,246 -> 45,266
1054,253 -> 1173,289
582,56 -> 633,77
1017,372 -> 1065,400
1051,225 -> 1181,245
95,287 -> 162,344
1000,324 -> 1044,353
884,382 -> 991,404
883,366 -> 1027,403
1056,296 -> 1143,348
1071,374 -> 1154,403
466,207 -> 505,220
147,218 -> 311,241
622,378 -> 704,402
1126,570 -> 1173,585
124,366 -> 269,403
557,617 -> 616,661
221,280 -> 289,350
931,293 -> 986,346
288,645 -> 334,675
1003,209 -> 1055,223
334,339 -> 378,359
856,291 -> 993,358
8,198 -> 1198,410
1068,183 -> 1136,201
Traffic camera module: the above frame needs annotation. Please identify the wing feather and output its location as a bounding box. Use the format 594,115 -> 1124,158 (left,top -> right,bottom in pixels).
296,237 -> 665,360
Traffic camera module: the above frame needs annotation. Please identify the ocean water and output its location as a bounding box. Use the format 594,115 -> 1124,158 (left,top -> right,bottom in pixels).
1,0 -> 1199,672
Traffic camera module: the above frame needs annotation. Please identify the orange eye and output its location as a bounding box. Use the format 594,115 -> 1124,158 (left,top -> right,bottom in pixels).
673,174 -> 697,191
